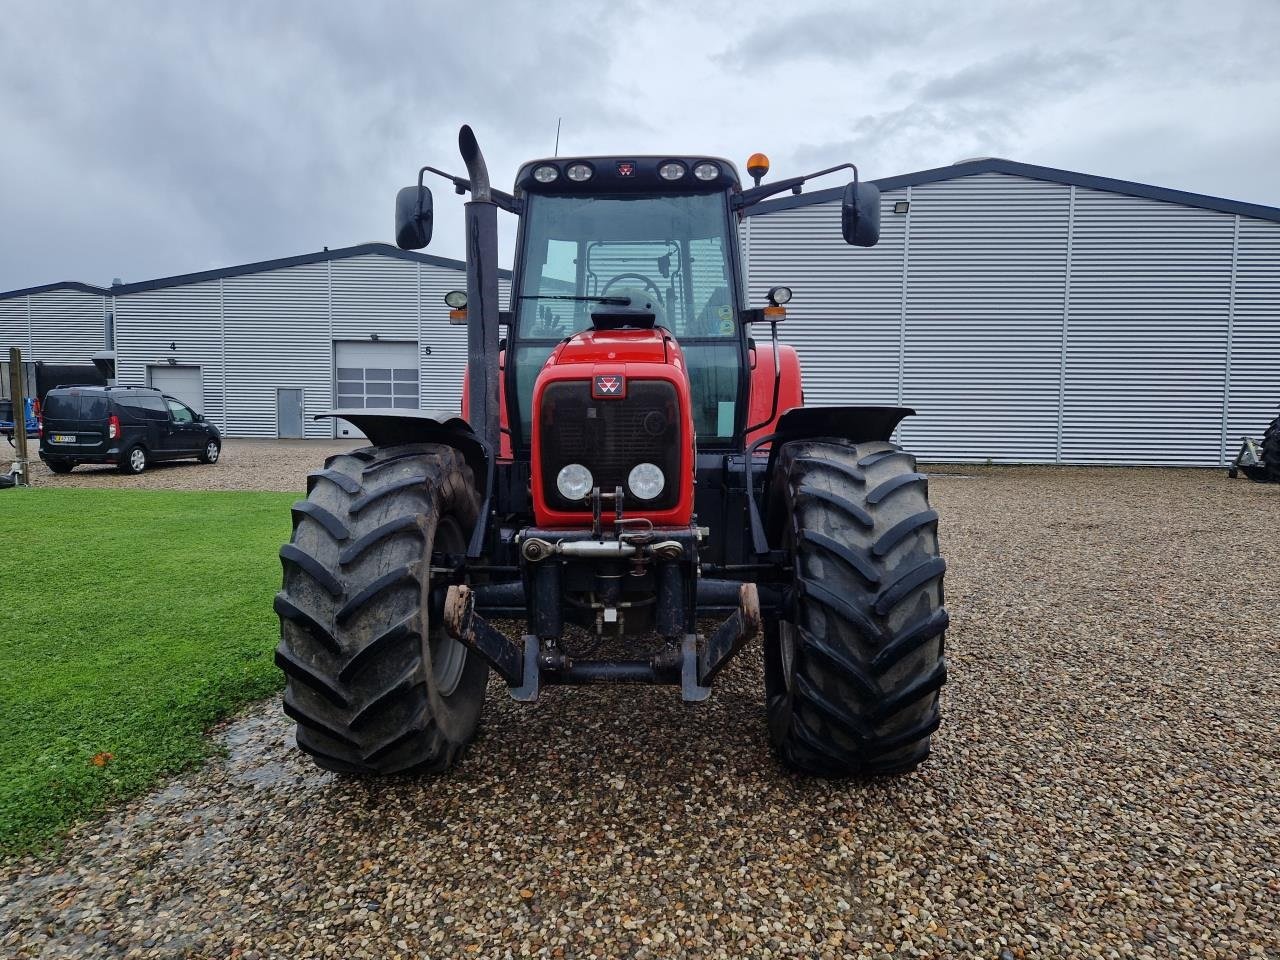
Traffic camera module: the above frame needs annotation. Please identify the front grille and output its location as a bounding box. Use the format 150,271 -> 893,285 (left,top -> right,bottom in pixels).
539,380 -> 681,512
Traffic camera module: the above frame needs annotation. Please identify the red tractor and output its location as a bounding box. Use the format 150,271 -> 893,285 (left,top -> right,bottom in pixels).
275,127 -> 948,778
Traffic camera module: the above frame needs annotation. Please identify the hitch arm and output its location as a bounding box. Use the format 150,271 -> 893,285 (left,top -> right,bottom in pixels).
443,585 -> 525,686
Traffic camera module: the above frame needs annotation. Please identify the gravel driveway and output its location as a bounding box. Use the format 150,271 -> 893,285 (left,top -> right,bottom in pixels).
2,466 -> 1278,958
15,438 -> 360,491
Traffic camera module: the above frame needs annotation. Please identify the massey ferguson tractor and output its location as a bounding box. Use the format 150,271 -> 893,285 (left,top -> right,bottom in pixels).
275,126 -> 948,779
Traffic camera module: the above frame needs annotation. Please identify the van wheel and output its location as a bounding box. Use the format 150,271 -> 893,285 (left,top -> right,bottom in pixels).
120,445 -> 148,475
199,440 -> 221,464
46,458 -> 75,474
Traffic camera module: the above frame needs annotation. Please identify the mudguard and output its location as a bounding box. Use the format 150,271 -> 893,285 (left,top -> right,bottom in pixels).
749,405 -> 915,554
317,408 -> 493,555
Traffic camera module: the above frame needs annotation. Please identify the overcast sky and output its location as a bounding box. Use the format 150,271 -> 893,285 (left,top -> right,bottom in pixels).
2,0 -> 1277,291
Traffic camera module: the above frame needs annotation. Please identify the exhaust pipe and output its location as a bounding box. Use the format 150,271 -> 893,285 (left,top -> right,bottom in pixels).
459,125 -> 502,462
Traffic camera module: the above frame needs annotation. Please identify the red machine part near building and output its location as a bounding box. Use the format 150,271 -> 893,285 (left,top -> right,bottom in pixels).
530,328 -> 696,527
464,332 -> 805,463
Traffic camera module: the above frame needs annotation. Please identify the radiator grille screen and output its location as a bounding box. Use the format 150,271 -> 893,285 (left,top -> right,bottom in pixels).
538,380 -> 681,512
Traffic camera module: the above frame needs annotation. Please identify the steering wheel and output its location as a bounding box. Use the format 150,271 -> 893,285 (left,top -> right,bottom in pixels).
601,273 -> 665,304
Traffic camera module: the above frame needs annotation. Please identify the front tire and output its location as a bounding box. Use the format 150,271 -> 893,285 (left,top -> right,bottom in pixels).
274,443 -> 487,775
198,439 -> 221,464
765,440 -> 948,777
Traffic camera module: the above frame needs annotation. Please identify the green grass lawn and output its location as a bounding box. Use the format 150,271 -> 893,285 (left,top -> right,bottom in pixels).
0,489 -> 296,854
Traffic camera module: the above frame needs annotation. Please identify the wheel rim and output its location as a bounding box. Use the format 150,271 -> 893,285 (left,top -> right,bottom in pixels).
429,516 -> 468,697
207,442 -> 219,462
130,449 -> 145,471
778,620 -> 798,694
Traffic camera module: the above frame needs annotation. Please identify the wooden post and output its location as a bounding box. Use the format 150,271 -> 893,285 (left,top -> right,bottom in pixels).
8,346 -> 29,486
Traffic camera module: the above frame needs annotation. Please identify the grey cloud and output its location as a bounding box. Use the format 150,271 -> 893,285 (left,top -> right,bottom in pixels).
2,0 -> 1278,290
788,104 -> 1017,176
0,0 -> 641,288
917,49 -> 1111,103
715,4 -> 936,70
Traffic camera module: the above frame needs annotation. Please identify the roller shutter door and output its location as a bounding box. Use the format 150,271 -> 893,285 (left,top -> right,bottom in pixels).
147,365 -> 204,414
333,340 -> 419,439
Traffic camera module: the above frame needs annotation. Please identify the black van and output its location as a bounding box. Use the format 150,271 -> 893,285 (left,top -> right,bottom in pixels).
39,386 -> 222,475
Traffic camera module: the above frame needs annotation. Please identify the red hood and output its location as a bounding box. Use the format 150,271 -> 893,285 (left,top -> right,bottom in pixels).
548,327 -> 674,367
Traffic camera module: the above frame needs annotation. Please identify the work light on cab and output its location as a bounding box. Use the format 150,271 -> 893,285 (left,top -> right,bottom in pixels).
658,162 -> 686,181
566,163 -> 593,182
693,162 -> 720,181
533,164 -> 559,183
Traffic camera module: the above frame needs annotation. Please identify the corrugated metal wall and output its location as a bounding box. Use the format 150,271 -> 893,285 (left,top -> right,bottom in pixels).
113,253 -> 503,438
0,289 -> 109,362
746,172 -> 1280,465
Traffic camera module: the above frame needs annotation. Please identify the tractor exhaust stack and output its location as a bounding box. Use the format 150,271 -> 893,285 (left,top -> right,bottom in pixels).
459,125 -> 502,461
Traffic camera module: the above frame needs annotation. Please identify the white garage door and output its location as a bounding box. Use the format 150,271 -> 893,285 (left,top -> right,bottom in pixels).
333,341 -> 419,439
147,365 -> 204,413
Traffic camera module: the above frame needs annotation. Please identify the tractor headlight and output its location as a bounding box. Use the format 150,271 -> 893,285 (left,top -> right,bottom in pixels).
533,164 -> 559,184
556,463 -> 593,501
658,161 -> 686,181
627,462 -> 665,501
565,162 -> 593,182
693,162 -> 720,181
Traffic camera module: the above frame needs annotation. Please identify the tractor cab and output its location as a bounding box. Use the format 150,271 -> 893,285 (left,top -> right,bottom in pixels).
508,157 -> 748,456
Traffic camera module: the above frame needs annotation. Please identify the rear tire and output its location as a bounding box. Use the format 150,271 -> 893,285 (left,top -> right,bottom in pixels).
275,443 -> 487,775
45,458 -> 74,474
1263,413 -> 1280,482
119,445 -> 147,475
765,440 -> 948,777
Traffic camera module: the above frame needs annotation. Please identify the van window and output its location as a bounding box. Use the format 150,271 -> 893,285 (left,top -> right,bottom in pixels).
80,393 -> 109,420
44,392 -> 108,420
166,399 -> 194,423
42,393 -> 79,419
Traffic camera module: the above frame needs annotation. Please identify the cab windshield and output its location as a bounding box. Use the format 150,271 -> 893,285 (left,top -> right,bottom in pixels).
516,193 -> 737,340
511,191 -> 744,447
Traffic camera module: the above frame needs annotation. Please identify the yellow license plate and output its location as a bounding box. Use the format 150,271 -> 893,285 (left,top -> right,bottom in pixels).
52,434 -> 75,443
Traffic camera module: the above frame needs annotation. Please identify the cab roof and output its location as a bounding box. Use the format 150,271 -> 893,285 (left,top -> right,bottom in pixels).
515,156 -> 741,196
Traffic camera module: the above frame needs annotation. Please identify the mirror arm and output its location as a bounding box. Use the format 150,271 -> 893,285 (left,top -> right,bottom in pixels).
734,162 -> 859,210
419,165 -> 519,214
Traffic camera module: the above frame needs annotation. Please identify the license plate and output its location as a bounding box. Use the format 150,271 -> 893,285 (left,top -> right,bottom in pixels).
52,434 -> 76,443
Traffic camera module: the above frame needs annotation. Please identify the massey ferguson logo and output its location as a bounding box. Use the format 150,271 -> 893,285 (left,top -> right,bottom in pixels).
593,374 -> 625,399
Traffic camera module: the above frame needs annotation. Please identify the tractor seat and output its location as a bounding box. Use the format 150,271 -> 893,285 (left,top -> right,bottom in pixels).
589,288 -> 666,331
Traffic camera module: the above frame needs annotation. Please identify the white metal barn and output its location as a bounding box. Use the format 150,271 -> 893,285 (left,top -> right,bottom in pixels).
0,282 -> 112,363
108,244 -> 509,440
2,159 -> 1276,463
0,245 -> 507,440
743,159 -> 1280,466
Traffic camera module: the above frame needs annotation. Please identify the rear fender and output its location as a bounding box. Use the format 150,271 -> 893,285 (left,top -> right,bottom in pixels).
749,405 -> 915,554
317,408 -> 493,556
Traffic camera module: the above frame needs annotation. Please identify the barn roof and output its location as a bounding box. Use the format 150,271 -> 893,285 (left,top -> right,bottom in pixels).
746,157 -> 1280,223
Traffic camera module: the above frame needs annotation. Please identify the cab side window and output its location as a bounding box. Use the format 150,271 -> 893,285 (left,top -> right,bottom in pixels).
166,399 -> 194,424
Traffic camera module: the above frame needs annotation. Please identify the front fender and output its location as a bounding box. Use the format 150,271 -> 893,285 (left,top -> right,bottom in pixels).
749,405 -> 915,555
318,408 -> 492,555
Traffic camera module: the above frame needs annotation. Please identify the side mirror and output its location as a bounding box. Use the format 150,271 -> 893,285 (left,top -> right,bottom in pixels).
194,413 -> 204,422
395,184 -> 433,250
841,181 -> 881,247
